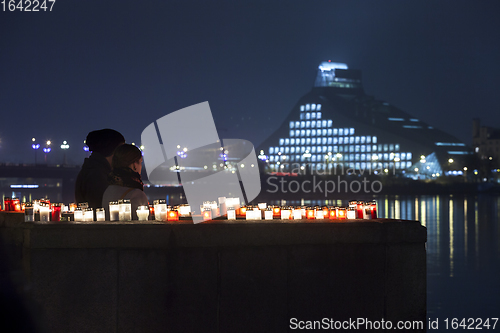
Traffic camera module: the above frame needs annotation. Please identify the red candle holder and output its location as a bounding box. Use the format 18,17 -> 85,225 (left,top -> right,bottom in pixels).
356,201 -> 364,219
338,207 -> 346,220
12,198 -> 21,212
322,206 -> 329,218
370,201 -> 377,219
329,207 -> 337,220
306,208 -> 315,219
149,205 -> 155,220
272,206 -> 281,218
51,203 -> 62,222
203,209 -> 212,221
4,198 -> 12,211
167,209 -> 179,221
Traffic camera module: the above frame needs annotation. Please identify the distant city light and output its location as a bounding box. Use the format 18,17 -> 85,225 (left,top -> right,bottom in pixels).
43,147 -> 51,153
32,144 -> 40,150
10,184 -> 39,188
448,158 -> 454,163
60,141 -> 70,149
83,146 -> 90,152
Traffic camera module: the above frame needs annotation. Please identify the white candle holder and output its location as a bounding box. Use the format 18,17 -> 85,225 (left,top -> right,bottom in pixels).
96,208 -> 105,221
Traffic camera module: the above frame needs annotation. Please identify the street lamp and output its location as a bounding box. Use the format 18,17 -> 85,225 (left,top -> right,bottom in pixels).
31,138 -> 40,164
61,140 -> 70,164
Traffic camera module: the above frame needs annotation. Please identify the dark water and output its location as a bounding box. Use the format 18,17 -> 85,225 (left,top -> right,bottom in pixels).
270,194 -> 500,331
378,194 -> 500,331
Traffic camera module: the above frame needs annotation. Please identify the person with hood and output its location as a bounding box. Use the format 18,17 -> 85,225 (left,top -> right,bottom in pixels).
74,129 -> 125,210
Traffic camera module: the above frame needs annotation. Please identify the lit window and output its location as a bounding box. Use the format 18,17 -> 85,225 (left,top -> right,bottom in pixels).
395,162 -> 400,169
285,147 -> 289,153
300,114 -> 304,120
311,155 -> 316,162
300,146 -> 305,153
269,147 -> 274,154
300,105 -> 305,111
388,117 -> 404,121
279,138 -> 284,145
311,146 -> 316,153
289,121 -> 294,129
311,104 -> 316,111
395,153 -> 400,160
306,113 -> 310,120
395,144 -> 400,151
295,130 -> 300,137
322,129 -> 327,136
291,147 -> 295,153
355,145 -> 360,152
317,104 -> 321,111
389,153 -> 394,160
339,137 -> 343,144
291,138 -> 295,145
300,121 -> 305,128
306,129 -> 311,136
339,128 -> 343,136
311,112 -> 316,119
366,136 -> 371,143
361,162 -> 366,169
311,121 -> 316,128
355,162 -> 360,169
389,144 -> 394,151
279,147 -> 284,153
361,145 -> 366,152
327,129 -> 332,136
270,156 -> 274,162
349,154 -> 354,161
360,136 -> 365,144
355,154 -> 360,161
316,121 -> 321,129
355,136 -> 360,144
401,153 -> 405,160
373,145 -> 377,151
366,145 -> 371,152
311,129 -> 316,136
349,146 -> 354,153
349,137 -> 354,144
384,153 -> 389,161
378,153 -> 382,161
339,146 -> 343,152
322,138 -> 327,144
275,146 -> 279,152
311,138 -> 316,145
407,161 -> 412,168
290,130 -> 294,137
300,130 -> 305,137
350,128 -> 355,135
407,152 -> 412,160
384,144 -> 388,152
317,112 -> 322,119
333,146 -> 338,152
285,138 -> 289,145
361,154 -> 366,161
306,121 -> 310,128
306,138 -> 311,145
301,138 -> 305,145
322,120 -> 327,127
306,104 -> 310,111
333,138 -> 338,144
327,120 -> 332,127
317,130 -> 321,137
334,128 -> 338,135
373,136 -> 377,144
344,128 -> 349,135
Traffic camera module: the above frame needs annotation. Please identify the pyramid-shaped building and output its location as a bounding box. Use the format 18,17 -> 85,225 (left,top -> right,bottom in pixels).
258,61 -> 471,178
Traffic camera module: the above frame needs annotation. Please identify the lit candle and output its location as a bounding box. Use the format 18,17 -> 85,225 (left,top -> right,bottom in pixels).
119,199 -> 131,221
257,203 -> 267,210
84,208 -> 94,222
136,205 -> 149,221
51,203 -> 62,222
370,201 -> 377,219
203,208 -> 212,221
349,200 -> 357,215
69,203 -> 77,212
329,206 -> 337,220
78,202 -> 89,209
96,208 -> 105,221
281,207 -> 291,220
39,203 -> 50,222
322,206 -> 329,218
167,209 -> 179,221
363,202 -> 371,219
292,207 -> 302,219
74,207 -> 83,222
154,200 -> 167,221
227,206 -> 236,220
338,207 -> 346,220
272,206 -> 281,218
24,202 -> 34,222
149,205 -> 155,220
218,197 -> 227,216
301,206 -> 307,218
306,207 -> 315,220
109,201 -> 119,221
264,207 -> 273,220
12,198 -> 21,212
239,206 -> 247,218
346,207 -> 356,219
356,201 -> 364,219
159,208 -> 167,221
315,207 -> 324,219
178,204 -> 191,217
4,198 -> 12,211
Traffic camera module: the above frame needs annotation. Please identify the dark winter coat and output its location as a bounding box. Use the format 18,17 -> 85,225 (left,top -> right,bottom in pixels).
74,152 -> 111,210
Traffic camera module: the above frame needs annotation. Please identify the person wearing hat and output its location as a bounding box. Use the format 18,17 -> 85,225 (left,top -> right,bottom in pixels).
101,143 -> 149,220
75,129 -> 125,211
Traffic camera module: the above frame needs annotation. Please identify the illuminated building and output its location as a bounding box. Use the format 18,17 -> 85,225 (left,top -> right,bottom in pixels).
473,118 -> 500,166
259,61 -> 471,178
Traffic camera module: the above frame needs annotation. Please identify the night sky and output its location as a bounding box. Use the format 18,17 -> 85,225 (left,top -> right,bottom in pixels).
1,0 -> 499,165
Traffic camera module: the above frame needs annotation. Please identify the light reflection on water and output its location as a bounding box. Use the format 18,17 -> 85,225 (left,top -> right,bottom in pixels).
270,195 -> 500,325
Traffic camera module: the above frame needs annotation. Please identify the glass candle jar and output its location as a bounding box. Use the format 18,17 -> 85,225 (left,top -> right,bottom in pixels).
167,209 -> 179,221
264,207 -> 273,220
149,205 -> 155,220
315,207 -> 324,219
69,203 -> 77,212
4,198 -> 12,211
74,207 -> 83,222
109,201 -> 119,221
272,206 -> 281,218
51,203 -> 62,222
39,203 -> 50,222
356,201 -> 364,219
136,205 -> 149,221
24,202 -> 34,222
178,204 -> 191,217
369,201 -> 377,219
338,207 -> 347,220
84,208 -> 94,222
280,207 -> 291,220
245,206 -> 254,220
346,207 -> 356,220
119,199 -> 131,221
96,208 -> 105,221
329,207 -> 337,220
292,207 -> 302,220
227,206 -> 236,220
12,198 -> 21,212
306,207 -> 315,219
203,208 -> 212,221
154,200 -> 166,221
